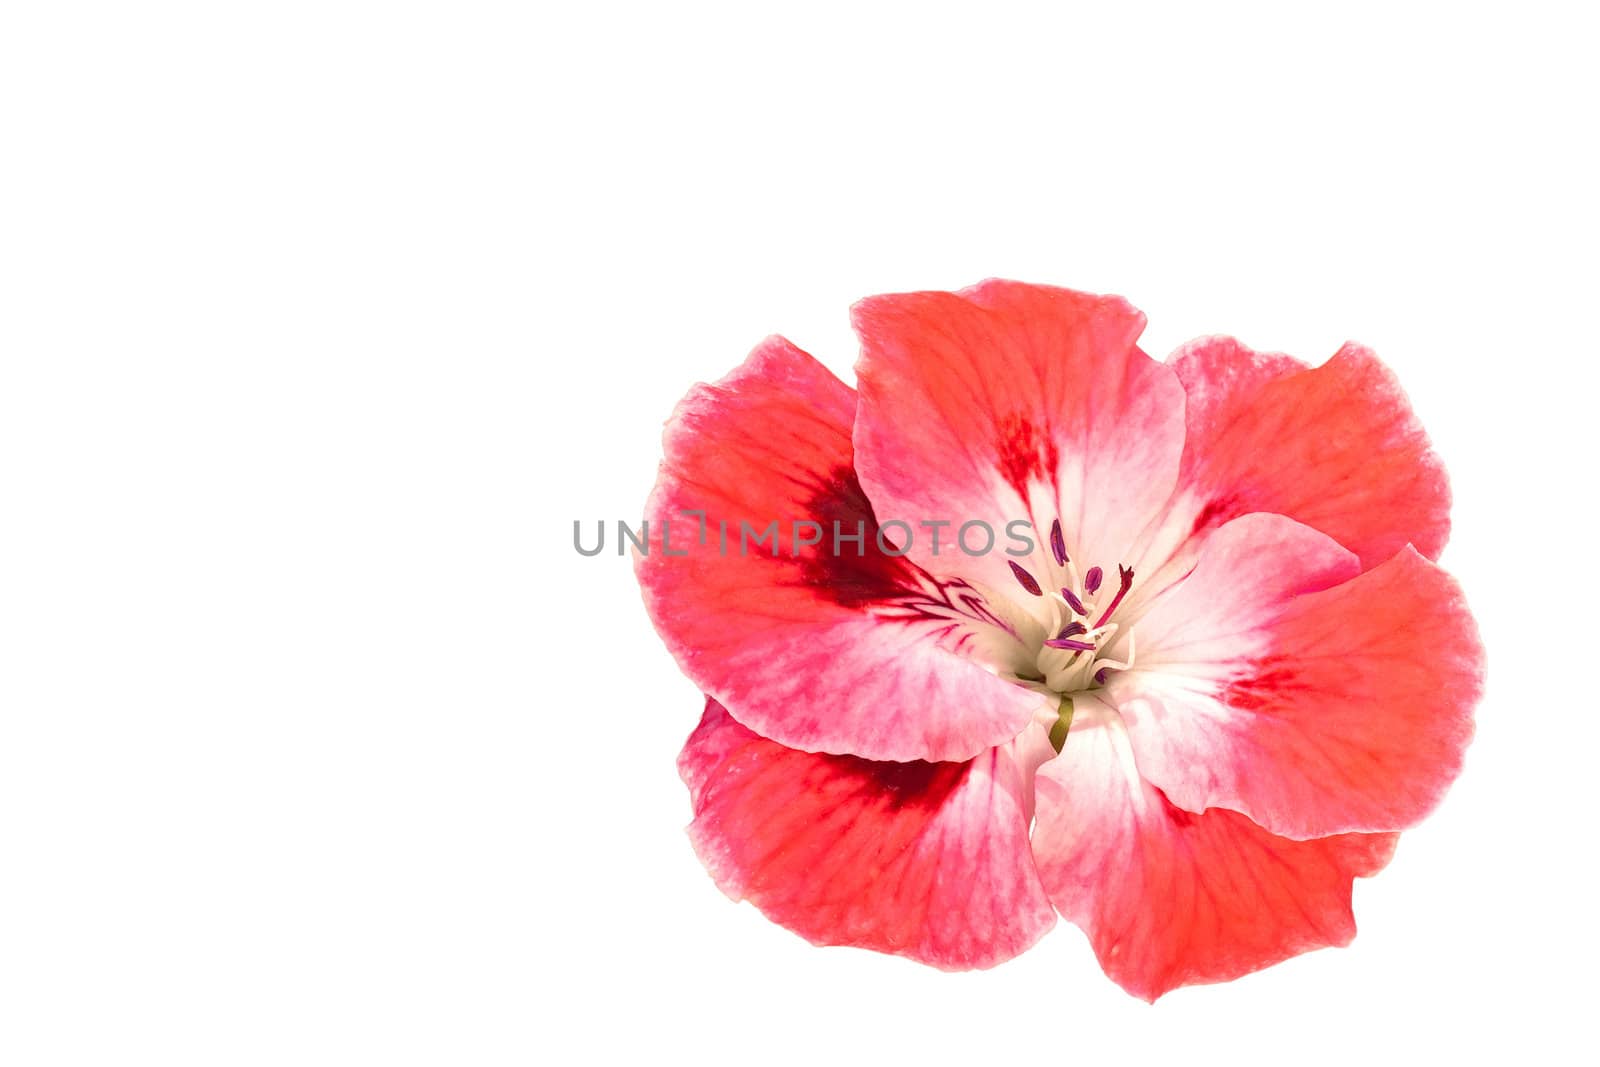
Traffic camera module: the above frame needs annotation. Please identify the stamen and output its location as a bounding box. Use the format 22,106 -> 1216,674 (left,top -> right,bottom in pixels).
1090,632 -> 1136,679
1044,637 -> 1097,651
1008,560 -> 1043,596
1091,655 -> 1131,673
1055,621 -> 1087,640
1084,566 -> 1103,594
1049,519 -> 1068,567
1060,587 -> 1086,615
1092,565 -> 1135,627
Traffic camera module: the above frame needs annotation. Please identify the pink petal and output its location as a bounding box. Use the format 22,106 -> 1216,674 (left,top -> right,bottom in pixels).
1032,700 -> 1397,1002
1109,513 -> 1484,839
679,700 -> 1057,970
637,336 -> 1044,762
1162,335 -> 1452,572
851,281 -> 1188,598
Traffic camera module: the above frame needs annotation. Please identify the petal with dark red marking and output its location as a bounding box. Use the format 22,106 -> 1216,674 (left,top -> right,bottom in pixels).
1107,513 -> 1484,839
1031,699 -> 1397,1001
637,336 -> 1044,763
851,281 -> 1187,602
680,700 -> 1057,970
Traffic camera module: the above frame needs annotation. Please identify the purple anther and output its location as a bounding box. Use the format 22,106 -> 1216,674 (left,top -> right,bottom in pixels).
1044,638 -> 1097,652
1084,566 -> 1104,594
1049,519 -> 1068,567
1008,560 -> 1042,596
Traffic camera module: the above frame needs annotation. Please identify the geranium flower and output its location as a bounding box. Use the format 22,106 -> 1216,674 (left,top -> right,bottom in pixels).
635,281 -> 1484,1000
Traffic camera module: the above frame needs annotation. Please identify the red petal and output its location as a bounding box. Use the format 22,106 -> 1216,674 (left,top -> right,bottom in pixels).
1111,514 -> 1484,839
1032,700 -> 1397,1001
851,281 -> 1187,600
1167,336 -> 1451,570
680,700 -> 1057,970
637,336 -> 1043,762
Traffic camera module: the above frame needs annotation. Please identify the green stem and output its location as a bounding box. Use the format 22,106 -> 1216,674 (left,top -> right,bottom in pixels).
1047,694 -> 1074,753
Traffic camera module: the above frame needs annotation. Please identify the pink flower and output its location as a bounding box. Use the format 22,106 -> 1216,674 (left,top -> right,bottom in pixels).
635,281 -> 1484,1000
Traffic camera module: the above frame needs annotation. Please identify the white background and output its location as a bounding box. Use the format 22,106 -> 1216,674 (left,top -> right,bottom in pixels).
2,2 -> 1595,1063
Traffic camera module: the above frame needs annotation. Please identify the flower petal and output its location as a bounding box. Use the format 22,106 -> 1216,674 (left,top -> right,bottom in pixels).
637,336 -> 1044,762
1108,513 -> 1484,839
1141,336 -> 1451,581
679,700 -> 1057,970
851,281 -> 1187,600
1032,699 -> 1397,1002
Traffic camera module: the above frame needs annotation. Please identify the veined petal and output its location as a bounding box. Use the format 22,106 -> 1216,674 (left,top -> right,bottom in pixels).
680,700 -> 1057,970
1108,513 -> 1484,839
1032,697 -> 1397,1002
851,281 -> 1187,604
637,336 -> 1042,762
1132,336 -> 1451,598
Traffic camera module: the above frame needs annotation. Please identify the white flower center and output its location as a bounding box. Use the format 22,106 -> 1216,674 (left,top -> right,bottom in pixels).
1007,519 -> 1138,698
